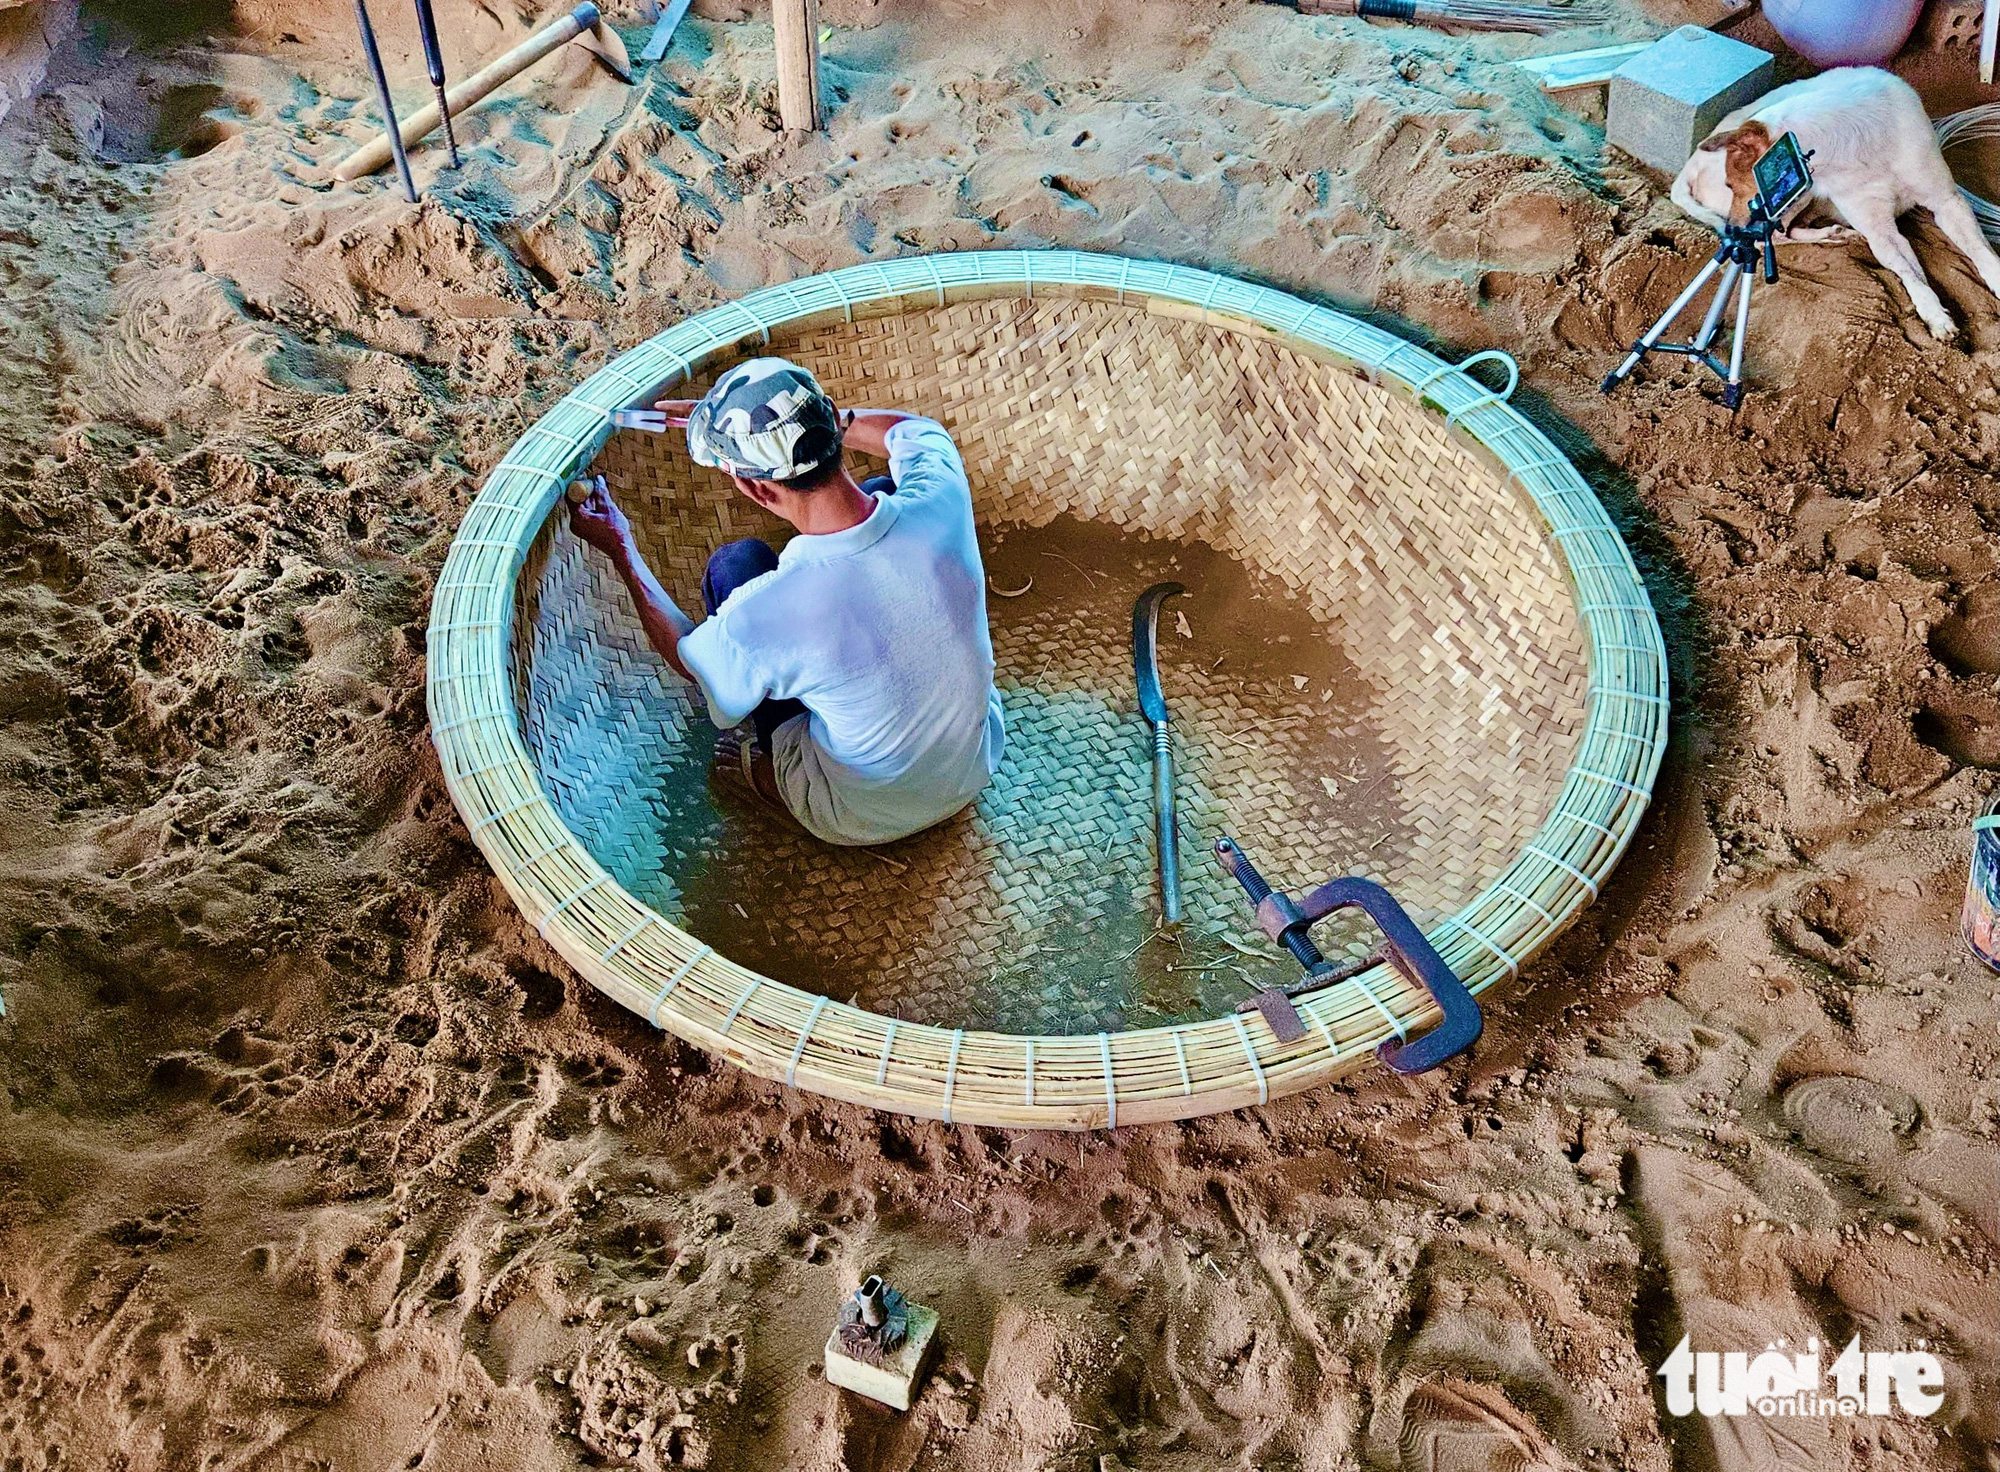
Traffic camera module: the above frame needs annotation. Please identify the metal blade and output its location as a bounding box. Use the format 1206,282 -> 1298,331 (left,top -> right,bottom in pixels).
575,5 -> 634,83
1132,582 -> 1184,725
641,0 -> 694,61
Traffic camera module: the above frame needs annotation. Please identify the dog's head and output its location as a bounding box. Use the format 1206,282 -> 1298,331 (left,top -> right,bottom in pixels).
1670,120 -> 1774,230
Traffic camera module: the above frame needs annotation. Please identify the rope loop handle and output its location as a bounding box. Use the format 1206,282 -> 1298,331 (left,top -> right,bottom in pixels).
1454,349 -> 1519,402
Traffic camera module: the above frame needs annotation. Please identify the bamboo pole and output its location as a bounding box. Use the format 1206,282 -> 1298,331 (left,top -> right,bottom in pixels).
772,0 -> 822,132
334,1 -> 630,181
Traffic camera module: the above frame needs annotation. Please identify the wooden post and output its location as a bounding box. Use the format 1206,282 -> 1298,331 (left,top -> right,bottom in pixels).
772,0 -> 822,132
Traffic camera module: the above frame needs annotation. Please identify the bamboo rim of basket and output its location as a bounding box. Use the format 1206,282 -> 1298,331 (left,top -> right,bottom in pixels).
428,249 -> 1669,1130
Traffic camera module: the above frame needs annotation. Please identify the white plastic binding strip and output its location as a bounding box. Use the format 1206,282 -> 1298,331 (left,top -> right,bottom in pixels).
1098,1033 -> 1117,1129
1587,642 -> 1666,658
648,943 -> 713,1026
1574,766 -> 1652,800
875,1020 -> 899,1085
1492,878 -> 1556,926
432,705 -> 508,736
429,620 -> 500,637
1444,391 -> 1506,428
601,914 -> 651,963
515,835 -> 571,871
731,297 -> 774,345
1171,1030 -> 1192,1095
537,874 -> 604,933
1305,999 -> 1343,1058
1589,721 -> 1668,751
942,1029 -> 965,1124
472,793 -> 544,832
448,753 -> 517,784
720,977 -> 762,1035
1524,843 -> 1601,901
1230,1014 -> 1268,1105
1590,685 -> 1671,710
1348,969 -> 1410,1041
1562,556 -> 1638,576
1023,1040 -> 1035,1106
1410,360 -> 1457,395
785,996 -> 830,1088
1556,808 -> 1619,843
1447,916 -> 1519,979
487,461 -> 567,485
1504,455 -> 1569,491
592,363 -> 646,395
825,271 -> 855,323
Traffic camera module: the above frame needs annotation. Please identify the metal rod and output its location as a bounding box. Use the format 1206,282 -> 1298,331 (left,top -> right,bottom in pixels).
412,0 -> 460,167
1600,254 -> 1723,390
1723,266 -> 1755,409
1691,260 -> 1742,353
354,0 -> 419,202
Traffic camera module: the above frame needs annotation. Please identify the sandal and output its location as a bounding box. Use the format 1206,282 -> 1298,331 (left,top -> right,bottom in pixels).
711,729 -> 801,827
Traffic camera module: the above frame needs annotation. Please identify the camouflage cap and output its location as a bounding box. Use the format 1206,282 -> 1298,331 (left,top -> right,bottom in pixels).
684,357 -> 843,482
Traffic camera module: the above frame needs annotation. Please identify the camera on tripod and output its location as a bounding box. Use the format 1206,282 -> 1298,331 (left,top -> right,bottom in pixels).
1601,132 -> 1815,409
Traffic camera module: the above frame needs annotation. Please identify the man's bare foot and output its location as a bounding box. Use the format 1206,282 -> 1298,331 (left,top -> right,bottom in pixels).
712,730 -> 791,818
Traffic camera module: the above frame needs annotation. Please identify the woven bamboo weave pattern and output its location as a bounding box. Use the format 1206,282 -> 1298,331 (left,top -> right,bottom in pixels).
428,250 -> 1668,1129
521,508 -> 1418,1033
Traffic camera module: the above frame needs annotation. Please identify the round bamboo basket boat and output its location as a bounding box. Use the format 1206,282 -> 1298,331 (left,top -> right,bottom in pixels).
429,250 -> 1668,1130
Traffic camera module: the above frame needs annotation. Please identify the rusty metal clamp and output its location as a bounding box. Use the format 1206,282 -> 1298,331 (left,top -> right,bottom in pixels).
1213,837 -> 1482,1074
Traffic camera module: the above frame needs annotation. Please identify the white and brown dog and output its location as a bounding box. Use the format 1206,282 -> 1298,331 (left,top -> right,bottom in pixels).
1671,67 -> 2000,340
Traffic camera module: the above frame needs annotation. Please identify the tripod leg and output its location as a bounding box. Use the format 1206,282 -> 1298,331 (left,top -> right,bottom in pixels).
1691,261 -> 1742,353
1600,256 -> 1725,394
1721,268 -> 1755,409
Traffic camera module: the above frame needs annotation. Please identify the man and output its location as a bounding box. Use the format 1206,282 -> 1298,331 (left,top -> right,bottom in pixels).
566,357 -> 1005,847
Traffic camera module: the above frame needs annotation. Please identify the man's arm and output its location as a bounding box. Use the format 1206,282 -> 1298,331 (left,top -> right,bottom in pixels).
567,480 -> 696,681
838,408 -> 916,460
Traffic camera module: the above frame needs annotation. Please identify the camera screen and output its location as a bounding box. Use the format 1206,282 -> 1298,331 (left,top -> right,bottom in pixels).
1754,133 -> 1813,219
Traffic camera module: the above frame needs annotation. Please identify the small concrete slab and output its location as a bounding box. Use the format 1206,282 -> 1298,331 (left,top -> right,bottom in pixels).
1607,25 -> 1774,174
1516,41 -> 1651,95
824,1301 -> 939,1411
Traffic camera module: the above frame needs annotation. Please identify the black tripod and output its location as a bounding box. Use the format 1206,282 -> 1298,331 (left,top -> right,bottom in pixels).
1600,201 -> 1782,409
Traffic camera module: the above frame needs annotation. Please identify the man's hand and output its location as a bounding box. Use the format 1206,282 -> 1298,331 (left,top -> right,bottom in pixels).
565,475 -> 696,681
568,476 -> 635,560
837,408 -> 915,459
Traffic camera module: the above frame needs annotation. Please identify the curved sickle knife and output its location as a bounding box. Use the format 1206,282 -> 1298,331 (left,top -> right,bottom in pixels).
1133,582 -> 1186,925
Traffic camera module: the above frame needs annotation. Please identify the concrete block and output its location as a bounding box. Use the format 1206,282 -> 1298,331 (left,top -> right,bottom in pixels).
1606,25 -> 1774,174
823,1301 -> 939,1411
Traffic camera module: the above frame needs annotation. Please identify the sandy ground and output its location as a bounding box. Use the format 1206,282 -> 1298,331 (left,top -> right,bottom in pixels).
1,0 -> 1998,1468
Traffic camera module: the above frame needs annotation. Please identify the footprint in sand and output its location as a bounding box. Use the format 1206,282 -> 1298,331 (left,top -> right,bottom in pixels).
1780,1075 -> 1921,1167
